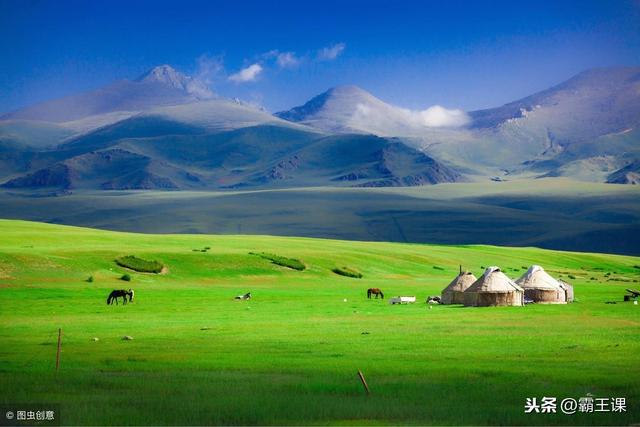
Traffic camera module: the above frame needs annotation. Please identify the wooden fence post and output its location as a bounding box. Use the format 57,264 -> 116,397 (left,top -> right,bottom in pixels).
55,328 -> 62,372
357,369 -> 370,395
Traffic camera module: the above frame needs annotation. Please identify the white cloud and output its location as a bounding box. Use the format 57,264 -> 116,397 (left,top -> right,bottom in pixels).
261,50 -> 300,68
317,43 -> 346,61
412,105 -> 470,128
276,52 -> 300,68
229,63 -> 263,83
352,102 -> 470,133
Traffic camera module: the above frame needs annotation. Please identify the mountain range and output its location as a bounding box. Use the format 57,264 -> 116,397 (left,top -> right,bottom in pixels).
1,65 -> 638,191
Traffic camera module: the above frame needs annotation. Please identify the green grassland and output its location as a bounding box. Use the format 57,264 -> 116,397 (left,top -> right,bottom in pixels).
0,219 -> 639,425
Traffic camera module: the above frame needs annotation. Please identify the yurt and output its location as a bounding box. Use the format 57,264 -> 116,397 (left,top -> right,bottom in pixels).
558,279 -> 574,302
516,265 -> 567,304
441,271 -> 478,304
463,266 -> 524,307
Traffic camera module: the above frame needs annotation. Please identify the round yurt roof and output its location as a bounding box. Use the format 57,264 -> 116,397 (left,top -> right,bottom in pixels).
516,265 -> 562,290
465,266 -> 523,293
443,271 -> 478,293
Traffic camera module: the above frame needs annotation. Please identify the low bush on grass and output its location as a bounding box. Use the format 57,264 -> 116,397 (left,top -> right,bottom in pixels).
432,265 -> 445,271
250,252 -> 305,271
120,274 -> 131,282
332,266 -> 363,278
86,275 -> 94,283
115,255 -> 164,273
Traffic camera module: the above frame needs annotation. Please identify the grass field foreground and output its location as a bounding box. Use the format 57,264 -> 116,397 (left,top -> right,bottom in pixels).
0,219 -> 639,425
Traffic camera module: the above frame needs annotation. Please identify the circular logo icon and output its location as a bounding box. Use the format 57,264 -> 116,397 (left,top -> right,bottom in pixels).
6,411 -> 14,420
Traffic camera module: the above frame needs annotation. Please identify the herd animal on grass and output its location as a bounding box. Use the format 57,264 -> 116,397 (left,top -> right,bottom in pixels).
107,289 -> 134,305
367,288 -> 384,299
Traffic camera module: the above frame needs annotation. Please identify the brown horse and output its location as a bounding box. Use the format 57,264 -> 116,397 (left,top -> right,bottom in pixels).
367,288 -> 384,299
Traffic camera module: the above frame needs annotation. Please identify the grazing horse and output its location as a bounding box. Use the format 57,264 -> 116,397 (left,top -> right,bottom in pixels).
107,289 -> 134,305
235,292 -> 251,300
367,288 -> 384,299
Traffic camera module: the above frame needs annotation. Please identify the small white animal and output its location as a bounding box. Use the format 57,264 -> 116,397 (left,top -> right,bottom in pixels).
389,296 -> 416,305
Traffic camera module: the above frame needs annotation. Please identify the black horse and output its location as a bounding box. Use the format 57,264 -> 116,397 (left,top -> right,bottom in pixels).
107,289 -> 134,305
367,288 -> 384,299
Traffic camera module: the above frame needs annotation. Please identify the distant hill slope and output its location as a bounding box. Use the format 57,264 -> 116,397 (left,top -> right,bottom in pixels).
469,67 -> 640,133
414,67 -> 640,180
0,65 -> 213,123
1,65 -> 638,186
275,85 -> 468,136
1,124 -> 463,190
274,67 -> 639,183
275,86 -> 409,135
1,180 -> 638,254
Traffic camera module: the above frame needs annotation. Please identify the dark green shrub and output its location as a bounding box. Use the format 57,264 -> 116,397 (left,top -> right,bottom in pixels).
568,274 -> 576,279
250,252 -> 305,271
332,266 -> 363,278
121,274 -> 131,281
432,266 -> 444,271
115,255 -> 164,273
86,275 -> 94,283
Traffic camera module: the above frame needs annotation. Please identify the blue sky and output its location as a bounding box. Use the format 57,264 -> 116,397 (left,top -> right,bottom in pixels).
1,0 -> 639,114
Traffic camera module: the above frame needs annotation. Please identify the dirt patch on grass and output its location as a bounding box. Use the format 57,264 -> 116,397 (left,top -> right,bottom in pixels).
119,265 -> 169,275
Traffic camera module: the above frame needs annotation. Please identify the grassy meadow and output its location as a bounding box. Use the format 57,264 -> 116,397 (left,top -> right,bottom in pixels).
0,219 -> 639,425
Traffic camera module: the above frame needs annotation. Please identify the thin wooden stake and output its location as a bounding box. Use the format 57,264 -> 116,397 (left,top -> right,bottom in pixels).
357,369 -> 370,395
55,328 -> 62,372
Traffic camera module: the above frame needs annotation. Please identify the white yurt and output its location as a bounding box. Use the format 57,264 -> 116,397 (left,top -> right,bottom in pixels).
557,279 -> 575,303
516,265 -> 567,304
441,271 -> 478,304
463,266 -> 524,307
